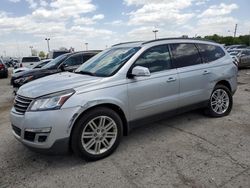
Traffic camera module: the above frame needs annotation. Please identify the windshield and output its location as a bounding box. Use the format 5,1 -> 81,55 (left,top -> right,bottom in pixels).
75,47 -> 140,77
42,54 -> 69,69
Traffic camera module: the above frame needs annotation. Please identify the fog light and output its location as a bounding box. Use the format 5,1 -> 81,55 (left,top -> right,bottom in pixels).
38,135 -> 47,142
25,127 -> 51,133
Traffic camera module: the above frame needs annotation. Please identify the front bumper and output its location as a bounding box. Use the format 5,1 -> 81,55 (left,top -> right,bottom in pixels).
10,106 -> 81,154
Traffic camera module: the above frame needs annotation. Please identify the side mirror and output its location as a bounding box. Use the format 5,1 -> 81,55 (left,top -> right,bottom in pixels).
131,66 -> 150,77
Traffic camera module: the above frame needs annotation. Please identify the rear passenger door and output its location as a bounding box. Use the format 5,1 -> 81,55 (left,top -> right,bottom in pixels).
127,45 -> 179,121
170,43 -> 210,108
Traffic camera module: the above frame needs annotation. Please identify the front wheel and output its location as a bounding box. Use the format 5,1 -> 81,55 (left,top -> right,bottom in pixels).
205,84 -> 233,117
71,107 -> 123,161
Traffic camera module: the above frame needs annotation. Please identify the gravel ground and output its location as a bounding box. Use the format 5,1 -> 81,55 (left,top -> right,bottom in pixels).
0,69 -> 250,188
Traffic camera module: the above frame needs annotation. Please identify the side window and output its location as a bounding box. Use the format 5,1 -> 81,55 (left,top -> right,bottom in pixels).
133,45 -> 171,73
64,54 -> 83,66
82,54 -> 95,62
170,43 -> 202,68
197,44 -> 225,63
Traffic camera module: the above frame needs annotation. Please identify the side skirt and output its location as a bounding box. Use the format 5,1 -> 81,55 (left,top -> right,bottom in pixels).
127,101 -> 208,133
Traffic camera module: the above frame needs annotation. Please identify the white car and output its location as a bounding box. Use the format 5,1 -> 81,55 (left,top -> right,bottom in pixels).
20,56 -> 40,68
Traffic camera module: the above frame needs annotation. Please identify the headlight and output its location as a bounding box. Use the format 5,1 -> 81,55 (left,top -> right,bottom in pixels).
14,75 -> 33,84
28,89 -> 75,111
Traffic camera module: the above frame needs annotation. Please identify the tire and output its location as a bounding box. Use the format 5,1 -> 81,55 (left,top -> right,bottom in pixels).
71,107 -> 123,161
205,84 -> 233,117
4,72 -> 8,78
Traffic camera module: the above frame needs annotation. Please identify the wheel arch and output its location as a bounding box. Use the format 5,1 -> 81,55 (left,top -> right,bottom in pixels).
215,80 -> 232,92
69,103 -> 129,148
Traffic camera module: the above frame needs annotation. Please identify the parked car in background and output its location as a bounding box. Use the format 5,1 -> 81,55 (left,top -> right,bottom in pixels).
11,51 -> 100,92
49,50 -> 70,59
0,58 -> 8,78
20,56 -> 40,68
228,49 -> 250,68
10,38 -> 237,160
13,59 -> 52,74
238,49 -> 250,68
226,44 -> 247,51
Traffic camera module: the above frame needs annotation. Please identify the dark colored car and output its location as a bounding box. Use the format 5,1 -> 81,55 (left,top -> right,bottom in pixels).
0,58 -> 8,78
11,51 -> 100,91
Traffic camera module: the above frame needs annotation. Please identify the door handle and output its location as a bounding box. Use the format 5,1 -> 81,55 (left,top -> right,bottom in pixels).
167,77 -> 176,82
203,70 -> 210,75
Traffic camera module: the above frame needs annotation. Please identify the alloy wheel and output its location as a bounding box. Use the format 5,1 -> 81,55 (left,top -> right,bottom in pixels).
81,116 -> 118,155
210,89 -> 230,115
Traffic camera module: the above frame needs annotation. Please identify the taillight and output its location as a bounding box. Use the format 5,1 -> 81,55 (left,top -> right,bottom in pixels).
0,63 -> 4,70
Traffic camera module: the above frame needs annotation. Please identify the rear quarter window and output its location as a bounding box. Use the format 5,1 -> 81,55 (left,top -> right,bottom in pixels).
197,44 -> 225,63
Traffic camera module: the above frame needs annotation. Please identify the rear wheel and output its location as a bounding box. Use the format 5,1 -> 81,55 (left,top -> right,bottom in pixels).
205,84 -> 232,117
71,107 -> 122,161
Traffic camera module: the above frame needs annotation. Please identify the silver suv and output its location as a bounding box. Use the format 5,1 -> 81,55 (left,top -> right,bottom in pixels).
10,38 -> 237,160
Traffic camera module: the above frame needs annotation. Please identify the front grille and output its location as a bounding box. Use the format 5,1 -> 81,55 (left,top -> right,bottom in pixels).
14,95 -> 33,114
12,125 -> 21,136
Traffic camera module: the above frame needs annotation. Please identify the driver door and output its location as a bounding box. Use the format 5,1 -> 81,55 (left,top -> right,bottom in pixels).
127,45 -> 179,121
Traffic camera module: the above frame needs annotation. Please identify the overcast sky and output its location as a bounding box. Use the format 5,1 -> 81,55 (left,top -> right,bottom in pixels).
0,0 -> 249,57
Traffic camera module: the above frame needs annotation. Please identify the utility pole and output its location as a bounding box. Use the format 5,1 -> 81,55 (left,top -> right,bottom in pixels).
45,38 -> 50,53
234,24 -> 238,38
29,46 -> 33,56
85,43 -> 88,51
152,29 -> 159,40
249,31 -> 250,46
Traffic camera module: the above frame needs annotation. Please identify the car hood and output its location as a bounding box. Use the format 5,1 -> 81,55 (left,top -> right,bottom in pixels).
13,68 -> 45,78
13,67 -> 30,74
17,72 -> 103,98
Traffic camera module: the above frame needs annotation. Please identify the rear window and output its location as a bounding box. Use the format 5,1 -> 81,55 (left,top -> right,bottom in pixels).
196,44 -> 225,63
22,57 -> 40,63
170,43 -> 202,68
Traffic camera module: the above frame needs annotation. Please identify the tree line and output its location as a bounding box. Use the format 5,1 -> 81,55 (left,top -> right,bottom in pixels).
201,34 -> 250,46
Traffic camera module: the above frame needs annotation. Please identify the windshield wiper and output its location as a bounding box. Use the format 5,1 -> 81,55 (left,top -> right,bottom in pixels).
75,71 -> 96,76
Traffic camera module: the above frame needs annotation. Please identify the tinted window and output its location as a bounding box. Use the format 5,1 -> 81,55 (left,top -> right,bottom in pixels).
197,44 -> 225,63
82,54 -> 95,62
133,45 -> 171,73
43,54 -> 69,69
170,43 -> 202,68
64,54 -> 83,66
22,57 -> 40,63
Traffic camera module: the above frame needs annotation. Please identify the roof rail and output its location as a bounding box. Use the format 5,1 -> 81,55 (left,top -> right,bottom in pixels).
142,37 -> 217,45
112,41 -> 143,47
